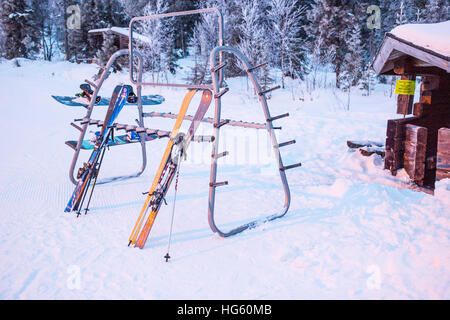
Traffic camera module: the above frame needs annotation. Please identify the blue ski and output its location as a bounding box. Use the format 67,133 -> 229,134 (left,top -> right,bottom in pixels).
64,85 -> 131,213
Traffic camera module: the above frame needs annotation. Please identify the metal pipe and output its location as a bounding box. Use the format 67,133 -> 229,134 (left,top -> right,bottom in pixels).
128,8 -> 224,88
207,46 -> 292,237
69,49 -> 147,185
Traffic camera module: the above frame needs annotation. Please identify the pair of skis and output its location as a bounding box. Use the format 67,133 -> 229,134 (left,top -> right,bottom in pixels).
64,85 -> 132,215
128,89 -> 213,249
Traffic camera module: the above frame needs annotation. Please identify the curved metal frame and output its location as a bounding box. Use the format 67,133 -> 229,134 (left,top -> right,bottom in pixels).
207,46 -> 292,237
69,49 -> 147,185
128,8 -> 224,89
69,9 -> 296,238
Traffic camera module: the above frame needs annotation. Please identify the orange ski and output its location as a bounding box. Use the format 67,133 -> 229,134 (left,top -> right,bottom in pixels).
129,89 -> 212,248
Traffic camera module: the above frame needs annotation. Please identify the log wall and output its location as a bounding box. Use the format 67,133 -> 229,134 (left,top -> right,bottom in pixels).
437,127 -> 450,181
385,73 -> 450,189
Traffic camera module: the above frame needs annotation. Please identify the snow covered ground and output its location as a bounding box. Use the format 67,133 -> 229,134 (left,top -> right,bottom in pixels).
0,58 -> 448,299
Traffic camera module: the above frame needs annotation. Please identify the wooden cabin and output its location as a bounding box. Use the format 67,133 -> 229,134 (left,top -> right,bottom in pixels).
372,21 -> 450,191
88,26 -> 131,50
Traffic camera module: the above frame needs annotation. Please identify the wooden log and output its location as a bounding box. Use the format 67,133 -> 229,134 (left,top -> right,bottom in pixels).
356,145 -> 386,157
420,90 -> 450,105
385,118 -> 414,172
422,75 -> 450,91
426,156 -> 436,170
413,103 -> 449,117
421,76 -> 440,91
385,149 -> 404,172
436,170 -> 450,181
386,118 -> 408,138
437,127 -> 450,152
404,125 -> 427,185
385,137 -> 404,152
346,140 -> 384,149
393,56 -> 410,75
436,127 -> 450,181
397,75 -> 416,115
393,57 -> 416,115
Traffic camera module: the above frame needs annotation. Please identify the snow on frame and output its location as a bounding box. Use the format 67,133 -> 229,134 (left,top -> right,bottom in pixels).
390,20 -> 450,57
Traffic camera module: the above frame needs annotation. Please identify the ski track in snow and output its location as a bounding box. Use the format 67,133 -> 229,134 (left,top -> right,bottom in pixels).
0,59 -> 449,299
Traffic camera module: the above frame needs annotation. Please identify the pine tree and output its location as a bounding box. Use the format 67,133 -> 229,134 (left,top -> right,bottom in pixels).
138,0 -> 177,82
237,0 -> 273,89
205,0 -> 247,77
307,0 -> 358,88
396,0 -> 409,25
101,0 -> 127,26
168,0 -> 199,57
0,0 -> 36,59
340,22 -> 363,94
188,5 -> 219,84
0,24 -> 4,58
82,0 -> 106,58
359,67 -> 377,96
29,0 -> 60,61
96,30 -> 119,72
339,22 -> 364,110
425,0 -> 449,22
267,0 -> 308,88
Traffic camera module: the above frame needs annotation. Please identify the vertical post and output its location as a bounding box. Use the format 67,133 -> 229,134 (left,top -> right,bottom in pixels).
394,57 -> 415,115
207,46 -> 293,237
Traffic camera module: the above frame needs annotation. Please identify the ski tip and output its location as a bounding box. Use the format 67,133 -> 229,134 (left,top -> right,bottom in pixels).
128,240 -> 132,247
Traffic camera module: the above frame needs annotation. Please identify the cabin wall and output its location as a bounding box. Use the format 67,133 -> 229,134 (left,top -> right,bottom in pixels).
385,74 -> 450,189
437,127 -> 450,181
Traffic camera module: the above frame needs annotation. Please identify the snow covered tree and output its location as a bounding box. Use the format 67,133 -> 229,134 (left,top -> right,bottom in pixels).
359,67 -> 377,96
415,7 -> 424,22
168,0 -> 199,57
199,0 -> 247,77
425,0 -> 449,22
339,21 -> 363,106
267,0 -> 308,88
396,0 -> 409,25
138,0 -> 177,82
96,31 -> 119,73
81,0 -> 106,57
0,0 -> 36,59
307,0 -> 359,88
237,0 -> 273,89
188,7 -> 219,84
0,25 -> 4,57
102,0 -> 126,27
29,0 -> 60,61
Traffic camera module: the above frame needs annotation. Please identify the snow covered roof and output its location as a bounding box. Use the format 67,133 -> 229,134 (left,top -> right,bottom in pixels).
373,21 -> 450,75
88,27 -> 151,44
390,21 -> 450,57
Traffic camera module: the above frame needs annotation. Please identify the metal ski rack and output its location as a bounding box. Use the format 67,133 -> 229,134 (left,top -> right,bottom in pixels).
72,118 -> 172,139
128,8 -> 225,89
67,49 -> 148,185
142,111 -> 269,130
207,46 -> 301,237
124,8 -> 300,239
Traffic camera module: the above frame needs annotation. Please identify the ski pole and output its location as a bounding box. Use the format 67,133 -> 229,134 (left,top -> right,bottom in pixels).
164,150 -> 183,262
83,144 -> 108,214
75,164 -> 97,217
77,129 -> 110,216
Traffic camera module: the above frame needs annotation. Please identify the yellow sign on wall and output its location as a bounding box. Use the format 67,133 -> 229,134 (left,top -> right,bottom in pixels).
394,80 -> 416,95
